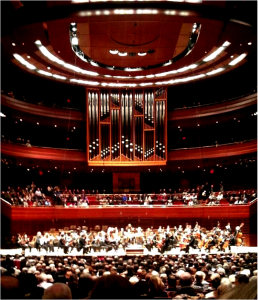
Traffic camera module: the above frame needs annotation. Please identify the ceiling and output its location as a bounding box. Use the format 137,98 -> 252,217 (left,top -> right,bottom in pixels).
1,1 -> 257,88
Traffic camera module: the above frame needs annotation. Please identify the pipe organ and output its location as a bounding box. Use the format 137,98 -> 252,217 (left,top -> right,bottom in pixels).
87,88 -> 167,166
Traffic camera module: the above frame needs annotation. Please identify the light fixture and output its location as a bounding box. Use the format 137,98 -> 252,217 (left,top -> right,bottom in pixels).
71,37 -> 78,45
74,167 -> 76,170
182,171 -> 184,173
38,70 -> 52,76
27,56 -> 31,59
178,167 -> 180,169
54,125 -> 57,127
73,127 -> 76,129
13,54 -> 36,70
248,42 -> 252,45
231,55 -> 234,58
27,169 -> 30,171
109,50 -> 118,55
203,41 -> 230,62
12,43 -> 16,46
198,166 -> 200,168
138,52 -> 147,56
37,122 -> 39,125
55,167 -> 57,169
20,119 -> 22,122
118,52 -> 127,57
197,124 -> 200,126
47,66 -> 51,70
72,27 -> 77,32
229,53 -> 247,66
68,171 -> 71,174
216,121 -> 218,123
48,170 -> 50,172
206,68 -> 224,76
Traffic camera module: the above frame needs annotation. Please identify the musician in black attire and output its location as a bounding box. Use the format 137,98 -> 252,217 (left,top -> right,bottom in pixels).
59,233 -> 68,254
77,234 -> 88,254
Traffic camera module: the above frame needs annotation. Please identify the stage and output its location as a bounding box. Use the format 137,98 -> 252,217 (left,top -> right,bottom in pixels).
0,246 -> 257,257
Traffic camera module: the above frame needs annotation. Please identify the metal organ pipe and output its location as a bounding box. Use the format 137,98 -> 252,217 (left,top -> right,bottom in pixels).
88,92 -> 92,160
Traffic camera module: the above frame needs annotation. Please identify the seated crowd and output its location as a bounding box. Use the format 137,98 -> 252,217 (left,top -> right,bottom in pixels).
1,252 -> 257,299
1,183 -> 52,207
1,182 -> 256,207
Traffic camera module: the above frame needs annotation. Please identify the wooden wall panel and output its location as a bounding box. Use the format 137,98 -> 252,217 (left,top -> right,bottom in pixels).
4,203 -> 250,235
113,173 -> 140,192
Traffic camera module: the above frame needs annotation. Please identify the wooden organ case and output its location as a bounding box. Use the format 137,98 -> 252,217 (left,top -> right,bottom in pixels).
87,88 -> 167,166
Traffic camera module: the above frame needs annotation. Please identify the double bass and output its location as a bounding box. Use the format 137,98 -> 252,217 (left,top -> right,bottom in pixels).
236,223 -> 244,246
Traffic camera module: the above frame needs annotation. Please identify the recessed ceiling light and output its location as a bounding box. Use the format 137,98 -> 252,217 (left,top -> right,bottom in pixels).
178,167 -> 180,169
231,55 -> 234,58
216,121 -> 218,123
68,171 -> 71,174
182,171 -> 184,173
27,56 -> 31,59
22,43 -> 25,46
73,127 -> 76,129
238,120 -> 240,122
74,167 -> 76,170
48,170 -> 50,172
58,50 -> 60,53
19,163 -> 21,166
138,52 -> 147,56
27,169 -> 30,171
198,166 -> 200,168
12,43 -> 16,46
55,167 -> 57,169
197,124 -> 200,126
248,42 -> 252,45
20,119 -> 22,122
240,44 -> 242,46
37,122 -> 39,125
47,66 -> 51,70
178,126 -> 180,128
54,125 -> 57,127
205,51 -> 207,53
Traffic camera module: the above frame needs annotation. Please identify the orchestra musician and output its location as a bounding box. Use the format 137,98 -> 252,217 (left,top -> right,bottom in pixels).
17,222 -> 245,255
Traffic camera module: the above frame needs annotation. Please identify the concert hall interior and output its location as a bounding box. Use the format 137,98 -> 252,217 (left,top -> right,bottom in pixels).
0,0 -> 257,298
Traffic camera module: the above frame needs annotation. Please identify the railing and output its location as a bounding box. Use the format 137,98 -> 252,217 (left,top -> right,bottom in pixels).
173,90 -> 257,110
169,138 -> 257,151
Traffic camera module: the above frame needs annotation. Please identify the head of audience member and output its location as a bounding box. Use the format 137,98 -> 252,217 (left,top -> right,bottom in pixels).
42,283 -> 72,299
90,274 -> 135,299
195,271 -> 206,284
218,278 -> 257,299
1,276 -> 22,299
179,272 -> 193,287
235,274 -> 249,286
210,273 -> 221,289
